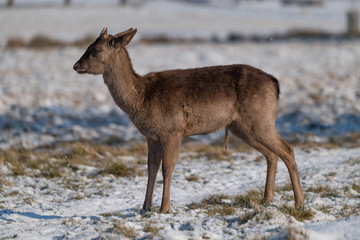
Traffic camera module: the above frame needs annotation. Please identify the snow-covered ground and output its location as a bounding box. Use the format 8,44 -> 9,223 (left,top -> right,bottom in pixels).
1,1 -> 360,239
1,146 -> 360,239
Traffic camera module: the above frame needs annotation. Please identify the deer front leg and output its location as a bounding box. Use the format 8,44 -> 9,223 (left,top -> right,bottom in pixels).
160,134 -> 182,213
142,139 -> 162,213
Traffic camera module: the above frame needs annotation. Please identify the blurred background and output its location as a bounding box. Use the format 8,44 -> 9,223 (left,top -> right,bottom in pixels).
0,0 -> 359,149
1,0 -> 359,45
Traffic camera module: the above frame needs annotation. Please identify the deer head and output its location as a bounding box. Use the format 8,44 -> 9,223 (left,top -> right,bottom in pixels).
73,28 -> 137,75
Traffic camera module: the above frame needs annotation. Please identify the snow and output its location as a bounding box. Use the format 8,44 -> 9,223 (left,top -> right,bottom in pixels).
1,148 -> 360,239
1,1 -> 360,239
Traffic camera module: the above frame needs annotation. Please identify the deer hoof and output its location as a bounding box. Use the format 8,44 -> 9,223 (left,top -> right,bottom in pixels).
140,208 -> 151,215
262,197 -> 273,206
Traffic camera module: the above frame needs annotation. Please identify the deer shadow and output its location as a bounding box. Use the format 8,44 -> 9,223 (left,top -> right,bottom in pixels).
0,105 -> 142,147
0,209 -> 62,222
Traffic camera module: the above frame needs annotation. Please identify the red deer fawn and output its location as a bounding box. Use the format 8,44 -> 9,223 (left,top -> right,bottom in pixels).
73,28 -> 304,213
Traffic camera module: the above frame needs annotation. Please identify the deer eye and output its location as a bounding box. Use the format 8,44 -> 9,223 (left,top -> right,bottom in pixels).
91,50 -> 101,58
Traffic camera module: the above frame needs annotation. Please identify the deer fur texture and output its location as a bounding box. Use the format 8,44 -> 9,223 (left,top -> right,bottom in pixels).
73,28 -> 304,213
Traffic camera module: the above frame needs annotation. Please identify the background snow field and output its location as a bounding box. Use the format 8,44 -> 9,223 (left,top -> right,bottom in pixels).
1,0 -> 360,239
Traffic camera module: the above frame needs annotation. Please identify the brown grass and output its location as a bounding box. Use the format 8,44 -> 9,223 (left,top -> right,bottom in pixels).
305,185 -> 339,198
186,174 -> 199,182
182,143 -> 231,161
1,142 -> 147,178
279,204 -> 315,222
352,183 -> 360,194
188,189 -> 264,218
143,220 -> 163,237
6,35 -> 94,49
102,160 -> 140,177
346,157 -> 360,166
100,211 -> 123,218
276,183 -> 293,193
112,220 -> 139,238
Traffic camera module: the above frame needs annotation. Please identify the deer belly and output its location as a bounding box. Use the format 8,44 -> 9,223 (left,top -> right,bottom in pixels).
182,105 -> 234,137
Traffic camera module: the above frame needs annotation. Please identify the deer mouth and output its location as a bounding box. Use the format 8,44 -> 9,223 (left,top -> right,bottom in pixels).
76,69 -> 88,74
73,62 -> 88,74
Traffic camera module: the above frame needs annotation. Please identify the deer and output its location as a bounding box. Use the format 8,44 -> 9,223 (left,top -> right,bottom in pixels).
73,28 -> 304,213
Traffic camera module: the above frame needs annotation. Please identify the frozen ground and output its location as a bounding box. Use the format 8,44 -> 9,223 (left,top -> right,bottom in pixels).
1,146 -> 360,239
1,1 -> 360,239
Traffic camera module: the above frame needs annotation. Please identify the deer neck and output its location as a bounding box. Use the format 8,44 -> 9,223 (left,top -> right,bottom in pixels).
103,49 -> 144,118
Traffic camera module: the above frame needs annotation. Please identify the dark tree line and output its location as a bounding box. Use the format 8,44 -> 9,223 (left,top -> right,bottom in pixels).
5,0 -> 129,7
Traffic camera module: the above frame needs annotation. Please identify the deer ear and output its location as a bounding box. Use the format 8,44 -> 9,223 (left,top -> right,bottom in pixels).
110,28 -> 137,48
121,28 -> 137,46
99,27 -> 108,39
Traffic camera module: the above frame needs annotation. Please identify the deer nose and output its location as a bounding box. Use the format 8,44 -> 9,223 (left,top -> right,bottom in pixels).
73,62 -> 80,71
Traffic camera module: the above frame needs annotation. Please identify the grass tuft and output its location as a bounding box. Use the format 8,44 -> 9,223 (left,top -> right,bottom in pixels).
188,189 -> 264,218
352,183 -> 360,194
238,210 -> 257,224
102,161 -> 139,177
276,183 -> 293,193
1,142 -> 146,178
188,194 -> 234,216
143,220 -> 163,237
317,205 -> 332,214
112,220 -> 139,238
182,143 -> 231,161
279,204 -> 315,222
306,185 -> 339,198
234,189 -> 263,209
100,211 -> 123,218
186,174 -> 199,182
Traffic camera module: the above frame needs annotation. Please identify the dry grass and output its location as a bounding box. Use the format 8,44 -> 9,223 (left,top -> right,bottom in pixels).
6,35 -> 94,49
111,220 -> 139,238
188,189 -> 263,218
305,185 -> 339,198
100,211 -> 123,218
238,210 -> 258,224
346,157 -> 360,166
182,143 -> 231,161
188,194 -> 232,216
291,133 -> 360,150
1,142 -> 147,178
186,187 -> 316,223
102,161 -> 140,177
316,205 -> 332,214
352,183 -> 360,194
186,174 -> 199,182
276,183 -> 293,193
279,204 -> 315,222
143,220 -> 163,237
233,189 -> 263,209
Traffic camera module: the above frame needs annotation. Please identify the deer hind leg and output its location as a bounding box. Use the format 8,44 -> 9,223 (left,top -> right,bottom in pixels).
229,124 -> 279,203
229,121 -> 304,207
160,134 -> 182,213
142,139 -> 162,213
268,136 -> 304,207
